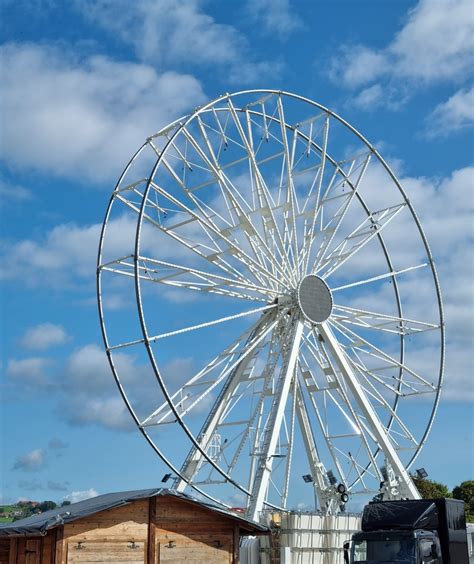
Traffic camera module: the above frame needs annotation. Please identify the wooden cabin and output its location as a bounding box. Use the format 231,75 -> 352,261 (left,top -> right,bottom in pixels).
0,488 -> 268,563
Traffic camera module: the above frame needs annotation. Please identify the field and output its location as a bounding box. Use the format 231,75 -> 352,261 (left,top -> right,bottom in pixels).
0,505 -> 20,523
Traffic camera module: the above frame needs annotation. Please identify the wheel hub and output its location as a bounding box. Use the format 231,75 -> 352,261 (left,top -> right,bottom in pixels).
297,275 -> 333,323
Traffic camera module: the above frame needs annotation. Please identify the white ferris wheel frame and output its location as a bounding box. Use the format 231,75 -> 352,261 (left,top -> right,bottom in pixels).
97,90 -> 445,520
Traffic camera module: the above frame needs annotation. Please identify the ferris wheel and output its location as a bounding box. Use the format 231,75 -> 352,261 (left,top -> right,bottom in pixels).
97,90 -> 444,521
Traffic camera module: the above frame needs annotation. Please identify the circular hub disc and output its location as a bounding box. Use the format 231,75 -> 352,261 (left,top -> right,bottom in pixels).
297,275 -> 333,323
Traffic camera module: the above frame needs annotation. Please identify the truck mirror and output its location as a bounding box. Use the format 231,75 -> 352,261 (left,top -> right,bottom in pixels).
430,543 -> 438,558
343,541 -> 350,564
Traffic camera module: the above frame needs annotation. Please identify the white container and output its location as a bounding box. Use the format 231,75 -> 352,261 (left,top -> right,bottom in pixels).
259,511 -> 361,564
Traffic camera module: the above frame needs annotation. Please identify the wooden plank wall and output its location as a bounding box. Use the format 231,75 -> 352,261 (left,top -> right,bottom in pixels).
0,533 -> 55,564
0,538 -> 9,564
60,500 -> 149,564
2,496 -> 248,563
153,497 -> 236,563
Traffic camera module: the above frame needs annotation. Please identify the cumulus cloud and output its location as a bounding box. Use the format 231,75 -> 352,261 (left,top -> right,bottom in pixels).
329,0 -> 473,111
0,178 -> 32,205
0,215 -> 135,287
245,0 -> 302,37
331,0 -> 473,89
7,357 -> 52,387
351,84 -> 410,111
423,87 -> 474,139
0,43 -> 204,184
77,0 -> 281,82
63,488 -> 99,503
11,438 -> 70,477
390,0 -> 474,82
20,323 -> 70,351
56,344 -> 135,430
56,344 -> 195,430
6,338 -> 196,431
13,449 -> 46,472
329,45 -> 387,89
48,438 -> 69,450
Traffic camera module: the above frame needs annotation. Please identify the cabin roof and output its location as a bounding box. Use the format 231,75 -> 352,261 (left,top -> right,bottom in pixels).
0,488 -> 268,536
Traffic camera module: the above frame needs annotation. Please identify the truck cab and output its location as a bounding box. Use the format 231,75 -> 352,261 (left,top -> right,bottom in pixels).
350,529 -> 441,563
344,499 -> 468,564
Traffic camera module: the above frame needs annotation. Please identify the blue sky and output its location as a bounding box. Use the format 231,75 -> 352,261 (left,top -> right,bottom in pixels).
1,0 -> 473,509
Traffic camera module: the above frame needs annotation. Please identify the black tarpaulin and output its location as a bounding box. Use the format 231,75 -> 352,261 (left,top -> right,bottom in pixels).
0,488 -> 268,536
362,500 -> 439,531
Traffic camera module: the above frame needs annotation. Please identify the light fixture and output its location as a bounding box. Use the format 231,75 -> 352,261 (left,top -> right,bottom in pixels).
161,473 -> 172,483
302,474 -> 313,483
327,470 -> 337,485
416,468 -> 428,479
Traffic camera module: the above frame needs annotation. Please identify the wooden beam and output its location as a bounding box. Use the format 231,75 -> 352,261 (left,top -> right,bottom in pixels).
233,526 -> 239,564
147,497 -> 156,564
55,527 -> 66,564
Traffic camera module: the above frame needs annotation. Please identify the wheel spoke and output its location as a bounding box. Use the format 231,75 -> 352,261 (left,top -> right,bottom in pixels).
306,152 -> 372,275
332,303 -> 439,335
141,308 -> 279,428
331,263 -> 428,293
149,303 -> 277,342
330,319 -> 436,391
226,98 -> 296,284
317,203 -> 406,278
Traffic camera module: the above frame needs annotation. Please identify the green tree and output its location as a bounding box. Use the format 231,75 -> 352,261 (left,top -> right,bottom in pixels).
412,477 -> 451,499
452,480 -> 474,522
38,501 -> 57,513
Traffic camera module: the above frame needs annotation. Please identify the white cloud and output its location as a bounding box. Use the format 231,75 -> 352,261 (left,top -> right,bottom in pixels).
7,357 -> 52,387
329,45 -> 387,89
329,0 -> 474,109
77,0 -> 280,82
351,84 -> 384,110
20,323 -> 70,351
6,338 -> 196,431
351,84 -> 410,111
0,214 -> 136,287
56,345 -> 195,430
57,344 -> 136,430
0,178 -> 32,204
13,449 -> 46,472
67,396 -> 132,430
63,488 -> 99,504
0,43 -> 204,183
423,87 -> 474,138
245,0 -> 302,37
390,0 -> 474,82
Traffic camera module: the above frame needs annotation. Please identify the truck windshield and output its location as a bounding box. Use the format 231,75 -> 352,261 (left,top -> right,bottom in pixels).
352,537 -> 416,563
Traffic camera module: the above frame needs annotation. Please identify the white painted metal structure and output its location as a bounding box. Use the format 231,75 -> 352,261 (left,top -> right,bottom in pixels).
97,90 -> 444,521
259,512 -> 362,564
